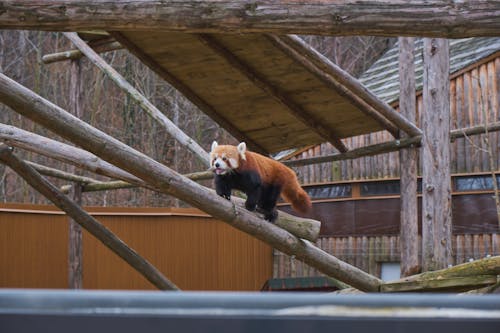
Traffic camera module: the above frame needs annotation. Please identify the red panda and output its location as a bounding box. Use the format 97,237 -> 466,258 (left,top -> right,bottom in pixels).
210,141 -> 312,221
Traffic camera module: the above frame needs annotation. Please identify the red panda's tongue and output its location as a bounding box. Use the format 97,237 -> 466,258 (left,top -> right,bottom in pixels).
214,168 -> 225,175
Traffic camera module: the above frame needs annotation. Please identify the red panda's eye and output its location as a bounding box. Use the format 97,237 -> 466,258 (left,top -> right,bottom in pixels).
222,157 -> 227,161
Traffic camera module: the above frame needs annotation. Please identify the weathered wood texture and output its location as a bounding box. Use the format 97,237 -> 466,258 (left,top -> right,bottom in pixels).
68,184 -> 83,289
0,1 -> 499,37
0,203 -> 272,291
289,55 -> 500,183
0,145 -> 179,291
274,234 -> 500,279
112,31 -> 388,153
381,255 -> 500,292
0,72 -> 381,291
63,32 -> 210,167
421,38 -> 452,271
398,37 -> 420,277
43,41 -> 122,64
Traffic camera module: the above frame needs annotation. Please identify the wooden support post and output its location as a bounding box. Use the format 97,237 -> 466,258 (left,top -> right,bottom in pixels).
421,38 -> 452,271
0,144 -> 179,291
0,72 -> 381,291
68,183 -> 83,289
63,32 -> 211,167
398,37 -> 420,277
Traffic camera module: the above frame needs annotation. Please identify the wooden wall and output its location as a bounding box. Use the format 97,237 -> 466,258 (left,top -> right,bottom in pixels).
291,56 -> 500,184
274,234 -> 500,279
0,203 -> 272,291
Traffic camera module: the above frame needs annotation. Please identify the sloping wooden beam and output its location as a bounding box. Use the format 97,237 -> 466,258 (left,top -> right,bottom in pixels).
0,1 -> 499,38
110,32 -> 268,155
271,35 -> 421,138
0,72 -> 381,291
0,144 -> 179,291
266,34 -> 399,138
63,32 -> 211,166
197,34 -> 348,153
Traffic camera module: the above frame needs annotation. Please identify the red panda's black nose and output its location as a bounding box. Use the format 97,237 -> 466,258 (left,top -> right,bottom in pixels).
215,162 -> 220,168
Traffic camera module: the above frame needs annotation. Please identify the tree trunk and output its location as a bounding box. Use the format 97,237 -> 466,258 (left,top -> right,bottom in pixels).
398,37 -> 420,277
68,183 -> 83,289
0,72 -> 381,291
0,1 -> 498,37
421,38 -> 452,271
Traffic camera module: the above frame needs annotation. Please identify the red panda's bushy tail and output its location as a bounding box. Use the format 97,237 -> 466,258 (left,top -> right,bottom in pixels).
281,181 -> 312,214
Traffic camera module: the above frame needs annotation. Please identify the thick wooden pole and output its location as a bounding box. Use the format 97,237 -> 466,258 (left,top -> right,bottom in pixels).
0,1 -> 499,38
421,38 -> 452,271
0,72 -> 381,291
398,37 -> 420,277
68,183 -> 83,289
63,32 -> 210,167
0,144 -> 179,291
68,57 -> 83,289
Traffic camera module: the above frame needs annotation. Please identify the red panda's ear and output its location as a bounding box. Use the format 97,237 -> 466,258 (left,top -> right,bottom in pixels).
237,142 -> 247,160
211,141 -> 218,152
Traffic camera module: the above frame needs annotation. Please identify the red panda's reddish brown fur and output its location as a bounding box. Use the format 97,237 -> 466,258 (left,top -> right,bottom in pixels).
210,143 -> 312,215
239,151 -> 311,214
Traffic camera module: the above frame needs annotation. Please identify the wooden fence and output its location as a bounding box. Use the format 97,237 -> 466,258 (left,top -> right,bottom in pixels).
274,234 -> 500,279
291,55 -> 500,184
0,203 -> 272,291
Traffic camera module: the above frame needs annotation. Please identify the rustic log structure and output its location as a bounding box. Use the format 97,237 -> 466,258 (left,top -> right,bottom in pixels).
398,37 -> 419,277
0,1 -> 499,37
63,32 -> 210,167
0,144 -> 180,291
0,72 -> 382,291
421,38 -> 452,271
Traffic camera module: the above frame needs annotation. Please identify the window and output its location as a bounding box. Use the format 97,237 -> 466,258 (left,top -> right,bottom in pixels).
304,184 -> 351,200
360,180 -> 400,196
455,175 -> 500,192
380,262 -> 401,281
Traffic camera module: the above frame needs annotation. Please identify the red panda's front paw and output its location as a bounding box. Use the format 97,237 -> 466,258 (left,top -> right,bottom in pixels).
264,210 -> 278,222
245,201 -> 256,211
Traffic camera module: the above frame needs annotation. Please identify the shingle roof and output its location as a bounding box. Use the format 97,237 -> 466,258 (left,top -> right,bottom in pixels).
359,38 -> 500,105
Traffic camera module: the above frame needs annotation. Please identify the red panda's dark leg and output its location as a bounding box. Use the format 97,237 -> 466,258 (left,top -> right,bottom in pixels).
258,184 -> 281,222
244,186 -> 260,211
214,175 -> 232,200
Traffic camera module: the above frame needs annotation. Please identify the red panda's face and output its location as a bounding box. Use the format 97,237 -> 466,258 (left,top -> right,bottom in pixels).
210,141 -> 246,175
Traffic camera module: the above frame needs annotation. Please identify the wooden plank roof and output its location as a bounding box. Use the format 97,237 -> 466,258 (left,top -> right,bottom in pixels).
360,37 -> 500,105
111,32 -> 396,154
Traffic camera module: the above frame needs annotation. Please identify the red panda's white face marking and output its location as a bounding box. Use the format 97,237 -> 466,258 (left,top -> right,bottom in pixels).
210,141 -> 245,175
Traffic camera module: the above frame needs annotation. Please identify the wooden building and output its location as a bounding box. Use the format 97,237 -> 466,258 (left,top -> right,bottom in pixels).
276,37 -> 500,280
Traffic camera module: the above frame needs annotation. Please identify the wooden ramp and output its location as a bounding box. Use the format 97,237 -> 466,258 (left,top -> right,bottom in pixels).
112,32 -> 396,154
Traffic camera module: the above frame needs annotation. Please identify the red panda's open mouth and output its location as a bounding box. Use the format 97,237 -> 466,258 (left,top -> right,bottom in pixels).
214,168 -> 226,175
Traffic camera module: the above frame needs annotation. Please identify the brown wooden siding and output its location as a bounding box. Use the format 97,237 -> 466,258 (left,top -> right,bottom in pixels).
0,203 -> 272,291
291,56 -> 499,183
274,234 -> 500,279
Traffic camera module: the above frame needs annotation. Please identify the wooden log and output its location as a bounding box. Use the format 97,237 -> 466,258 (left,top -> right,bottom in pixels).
0,72 -> 381,291
63,32 -> 210,167
0,144 -> 179,291
421,38 -> 452,271
25,160 -> 103,184
197,34 -> 348,153
398,37 -> 420,277
284,136 -> 422,167
381,275 -> 498,293
0,1 -> 499,38
42,41 -> 122,64
0,124 -> 317,241
68,183 -> 83,289
381,255 -> 500,292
